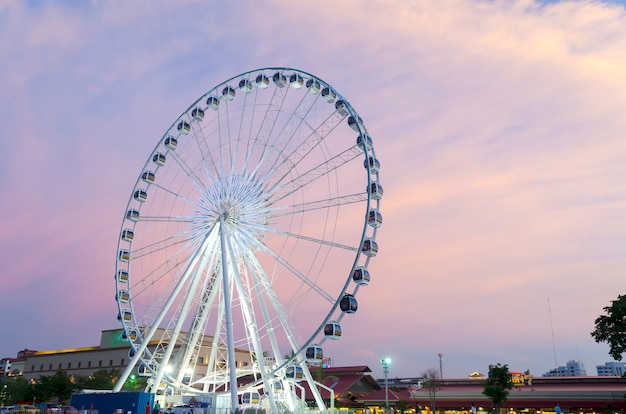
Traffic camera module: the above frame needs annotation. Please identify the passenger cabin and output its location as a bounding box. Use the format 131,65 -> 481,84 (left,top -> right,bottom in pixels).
272,72 -> 287,88
240,391 -> 260,405
117,269 -> 129,282
364,156 -> 380,174
118,309 -> 132,322
222,86 -> 236,100
340,293 -> 358,314
369,182 -> 384,200
239,79 -> 252,93
116,290 -> 130,303
335,100 -> 349,116
121,329 -> 137,341
368,209 -> 383,228
361,238 -> 379,257
321,87 -> 336,103
153,153 -> 166,166
356,134 -> 373,151
138,362 -> 154,376
305,345 -> 323,363
164,136 -> 178,150
255,74 -> 270,89
177,120 -> 190,134
306,78 -> 321,94
133,189 -> 147,203
207,96 -> 220,109
348,115 -> 364,132
142,171 -> 155,183
352,267 -> 370,286
285,365 -> 303,382
118,249 -> 131,262
191,107 -> 204,121
324,321 -> 342,339
289,73 -> 304,89
126,209 -> 140,222
121,229 -> 134,241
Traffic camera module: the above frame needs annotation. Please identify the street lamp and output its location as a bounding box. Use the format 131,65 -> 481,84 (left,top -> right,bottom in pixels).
381,357 -> 391,413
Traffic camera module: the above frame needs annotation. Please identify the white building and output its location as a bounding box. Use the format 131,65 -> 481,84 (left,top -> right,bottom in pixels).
542,360 -> 586,377
596,361 -> 626,376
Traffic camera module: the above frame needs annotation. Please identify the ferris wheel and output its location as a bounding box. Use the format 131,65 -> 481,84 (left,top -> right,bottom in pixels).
112,68 -> 382,411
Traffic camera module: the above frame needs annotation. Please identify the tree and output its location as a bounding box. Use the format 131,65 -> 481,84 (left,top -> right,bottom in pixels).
482,363 -> 513,413
2,376 -> 34,404
34,371 -> 77,404
76,369 -> 120,390
591,294 -> 626,361
421,367 -> 440,414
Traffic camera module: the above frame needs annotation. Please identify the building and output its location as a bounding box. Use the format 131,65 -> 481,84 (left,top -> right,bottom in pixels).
11,328 -> 251,388
1,349 -> 37,377
597,361 -> 626,376
543,360 -> 587,377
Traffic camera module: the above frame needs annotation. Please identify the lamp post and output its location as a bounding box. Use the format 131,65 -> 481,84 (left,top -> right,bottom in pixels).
381,357 -> 391,413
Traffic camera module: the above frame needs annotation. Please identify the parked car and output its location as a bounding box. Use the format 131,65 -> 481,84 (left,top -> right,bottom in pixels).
36,404 -> 60,414
1,406 -> 15,414
8,405 -> 39,414
58,407 -> 80,414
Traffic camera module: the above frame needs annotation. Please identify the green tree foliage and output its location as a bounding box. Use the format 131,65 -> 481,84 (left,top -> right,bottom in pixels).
421,367 -> 440,414
482,363 -> 513,412
1,376 -> 34,404
76,369 -> 120,390
591,294 -> 626,361
34,371 -> 77,404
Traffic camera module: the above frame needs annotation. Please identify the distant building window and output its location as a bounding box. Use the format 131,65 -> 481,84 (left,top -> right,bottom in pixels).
68,362 -> 71,369
40,365 -> 43,371
31,365 -> 35,371
49,364 -> 52,370
121,359 -> 125,365
88,361 -> 91,368
78,362 -> 81,368
58,363 -> 62,369
99,360 -> 102,367
109,359 -> 113,366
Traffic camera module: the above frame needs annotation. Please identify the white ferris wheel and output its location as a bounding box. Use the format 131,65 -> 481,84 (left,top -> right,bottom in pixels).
112,68 -> 383,412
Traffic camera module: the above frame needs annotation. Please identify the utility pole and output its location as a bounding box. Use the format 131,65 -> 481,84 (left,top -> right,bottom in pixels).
381,357 -> 391,413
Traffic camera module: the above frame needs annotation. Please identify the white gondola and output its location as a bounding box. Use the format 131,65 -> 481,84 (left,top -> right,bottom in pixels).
364,156 -> 380,174
118,249 -> 131,262
207,95 -> 220,109
289,73 -> 304,89
116,290 -> 130,303
285,365 -> 303,381
272,71 -> 287,88
324,321 -> 342,339
306,345 -> 324,363
138,362 -> 155,376
117,269 -> 129,282
240,391 -> 260,405
118,309 -> 132,322
340,293 -> 358,314
352,267 -> 370,286
361,238 -> 379,257
222,86 -> 236,100
141,171 -> 155,183
335,100 -> 349,116
133,189 -> 147,203
356,134 -> 373,151
177,120 -> 190,134
348,115 -> 364,132
126,209 -> 140,222
255,73 -> 270,89
368,209 -> 383,228
272,380 -> 284,392
191,107 -> 205,121
153,152 -> 166,166
306,78 -> 321,94
164,135 -> 178,150
121,329 -> 137,341
369,182 -> 384,200
321,86 -> 336,103
121,229 -> 135,241
128,347 -> 145,358
238,78 -> 253,93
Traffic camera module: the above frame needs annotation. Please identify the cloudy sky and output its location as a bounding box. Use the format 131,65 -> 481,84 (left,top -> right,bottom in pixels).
1,0 -> 626,380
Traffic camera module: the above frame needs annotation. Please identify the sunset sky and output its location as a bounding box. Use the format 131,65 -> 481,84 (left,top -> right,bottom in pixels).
2,0 -> 626,380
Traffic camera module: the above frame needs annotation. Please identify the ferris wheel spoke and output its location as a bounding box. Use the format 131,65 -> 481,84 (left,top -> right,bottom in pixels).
269,145 -> 364,205
267,193 -> 368,219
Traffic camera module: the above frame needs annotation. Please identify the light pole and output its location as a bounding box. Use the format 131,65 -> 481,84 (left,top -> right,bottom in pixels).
381,357 -> 391,413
